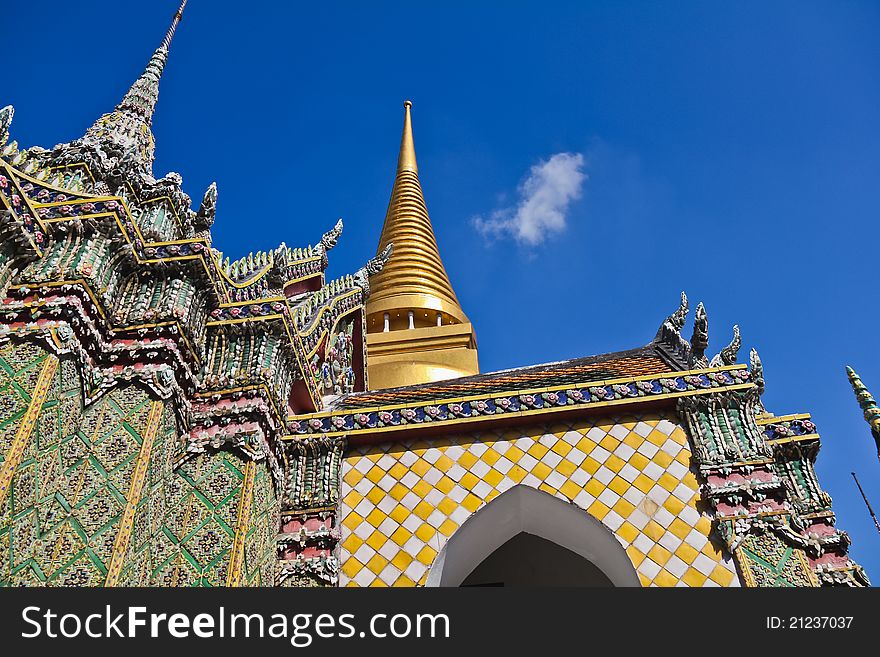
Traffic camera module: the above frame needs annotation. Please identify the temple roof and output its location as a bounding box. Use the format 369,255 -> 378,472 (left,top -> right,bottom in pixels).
331,344 -> 673,410
365,101 -> 469,326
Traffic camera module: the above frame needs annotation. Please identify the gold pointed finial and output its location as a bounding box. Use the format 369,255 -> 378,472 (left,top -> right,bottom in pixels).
364,102 -> 479,389
398,100 -> 417,173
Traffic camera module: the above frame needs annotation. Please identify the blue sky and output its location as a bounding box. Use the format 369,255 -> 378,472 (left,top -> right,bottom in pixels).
6,1 -> 880,579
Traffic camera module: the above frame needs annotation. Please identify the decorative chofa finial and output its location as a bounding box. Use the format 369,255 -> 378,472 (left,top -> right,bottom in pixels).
196,182 -> 218,228
846,366 -> 880,461
352,244 -> 394,299
0,105 -> 13,147
656,291 -> 689,341
710,325 -> 741,367
750,348 -> 764,395
689,302 -> 709,368
319,219 -> 344,253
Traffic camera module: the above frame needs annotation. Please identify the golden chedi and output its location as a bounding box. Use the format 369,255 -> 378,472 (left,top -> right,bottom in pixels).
365,101 -> 479,389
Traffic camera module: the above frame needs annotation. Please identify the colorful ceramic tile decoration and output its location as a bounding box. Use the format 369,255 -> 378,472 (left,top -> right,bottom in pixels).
0,1 -> 868,587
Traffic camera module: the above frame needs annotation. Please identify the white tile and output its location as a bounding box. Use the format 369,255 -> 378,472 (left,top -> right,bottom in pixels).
379,563 -> 401,586
587,427 -> 607,441
610,425 -> 630,440
637,441 -> 659,458
656,419 -> 677,436
643,462 -> 664,481
445,445 -> 464,461
354,543 -> 374,564
573,490 -> 594,510
423,448 -> 440,464
494,457 -> 514,475
473,480 -> 493,499
623,487 -> 644,506
496,478 -> 514,494
521,474 -> 541,488
667,460 -> 689,481
405,561 -> 427,583
377,496 -> 397,514
400,471 -> 420,490
543,451 -> 563,469
566,447 -> 586,467
615,443 -> 636,461
661,438 -> 681,457
425,488 -> 444,507
354,498 -> 374,517
666,555 -> 688,578
539,433 -> 557,448
647,485 -> 671,507
603,510 -> 624,531
619,464 -> 640,484
654,507 -> 675,528
404,536 -> 423,554
378,517 -> 398,536
427,510 -> 446,528
594,466 -> 615,485
354,568 -> 376,587
401,492 -> 422,511
354,477 -> 374,497
591,446 -> 611,462
515,437 -> 533,450
598,489 -> 619,508
673,483 -> 695,503
378,540 -> 399,561
451,506 -> 471,525
447,464 -> 465,482
659,532 -> 682,553
399,451 -> 418,467
628,509 -> 651,530
680,505 -> 701,527
377,454 -> 397,471
545,471 -> 566,491
492,440 -> 511,455
377,474 -> 396,492
570,469 -> 589,486
633,533 -> 654,554
470,460 -> 491,478
562,430 -> 583,445
402,514 -> 422,533
639,558 -> 662,580
693,554 -> 717,576
470,442 -> 488,456
685,529 -> 707,550
448,487 -> 467,503
354,522 -> 374,540
519,454 -> 539,472
423,467 -> 442,486
633,421 -> 653,437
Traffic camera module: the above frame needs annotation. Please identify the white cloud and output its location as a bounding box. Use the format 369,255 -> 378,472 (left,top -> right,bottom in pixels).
473,152 -> 586,246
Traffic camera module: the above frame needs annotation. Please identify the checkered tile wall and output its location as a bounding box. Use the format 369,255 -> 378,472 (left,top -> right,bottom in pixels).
339,412 -> 740,587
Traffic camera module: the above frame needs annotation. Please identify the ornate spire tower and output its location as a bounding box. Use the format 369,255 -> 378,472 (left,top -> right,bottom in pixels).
846,366 -> 880,461
365,101 -> 479,389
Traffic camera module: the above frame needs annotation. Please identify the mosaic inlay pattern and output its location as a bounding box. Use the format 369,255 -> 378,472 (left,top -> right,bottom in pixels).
339,413 -> 741,587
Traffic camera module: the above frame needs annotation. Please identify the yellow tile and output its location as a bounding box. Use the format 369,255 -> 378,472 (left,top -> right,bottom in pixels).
388,483 -> 408,502
434,455 -> 454,472
633,474 -> 654,493
483,468 -> 504,488
366,553 -> 389,574
438,519 -> 458,537
576,438 -> 597,454
458,451 -> 478,469
412,479 -> 432,499
390,526 -> 411,546
532,462 -> 552,481
623,432 -> 642,449
613,498 -> 636,519
588,500 -> 610,520
415,522 -> 436,542
669,518 -> 692,540
551,440 -> 572,457
682,471 -> 699,491
629,453 -> 650,471
341,557 -> 363,579
344,534 -> 364,553
366,529 -> 387,551
555,458 -> 576,477
675,542 -> 699,565
642,520 -> 665,542
388,462 -> 408,481
626,545 -> 646,567
682,567 -> 707,587
646,430 -> 667,446
658,472 -> 679,492
391,550 -> 413,571
528,443 -> 549,459
508,465 -> 527,483
437,496 -> 458,516
394,573 -> 416,587
365,451 -> 385,463
413,500 -> 433,520
366,465 -> 385,483
709,564 -> 734,586
416,545 -> 437,566
538,482 -> 556,496
599,435 -> 619,452
460,472 -> 480,490
653,451 -> 673,468
342,490 -> 361,509
675,450 -> 691,466
581,457 -> 600,475
389,503 -> 410,524
506,446 -> 525,462
695,516 -> 713,535
647,544 -> 672,566
411,458 -> 430,476
462,493 -> 482,512
585,478 -> 605,497
482,448 -> 501,466
371,578 -> 389,588
343,468 -> 362,487
652,569 -> 678,587
367,487 -> 386,504
342,511 -> 363,531
663,495 -> 686,516
608,476 -> 629,496
617,521 -> 639,544
670,428 -> 689,446
560,479 -> 583,501
638,572 -> 651,587
436,476 -> 455,494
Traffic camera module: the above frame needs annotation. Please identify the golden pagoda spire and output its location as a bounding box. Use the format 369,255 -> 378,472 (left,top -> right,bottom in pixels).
364,101 -> 479,389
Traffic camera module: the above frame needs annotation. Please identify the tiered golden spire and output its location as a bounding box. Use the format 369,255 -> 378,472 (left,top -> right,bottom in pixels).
366,101 -> 469,328
364,102 -> 479,389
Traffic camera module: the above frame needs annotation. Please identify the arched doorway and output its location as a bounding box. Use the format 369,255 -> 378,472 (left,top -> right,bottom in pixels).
425,485 -> 640,587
